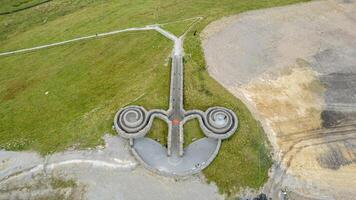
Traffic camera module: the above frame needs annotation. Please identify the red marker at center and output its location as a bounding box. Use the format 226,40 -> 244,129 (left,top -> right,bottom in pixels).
172,119 -> 180,126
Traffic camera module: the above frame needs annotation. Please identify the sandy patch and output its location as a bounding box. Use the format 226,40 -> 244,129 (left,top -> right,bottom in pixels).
240,59 -> 325,158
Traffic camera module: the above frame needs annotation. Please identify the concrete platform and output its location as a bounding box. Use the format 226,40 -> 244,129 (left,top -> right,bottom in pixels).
132,137 -> 220,176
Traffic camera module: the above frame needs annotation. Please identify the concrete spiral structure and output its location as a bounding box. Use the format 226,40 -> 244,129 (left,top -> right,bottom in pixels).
113,25 -> 239,176
201,107 -> 238,139
114,106 -> 152,139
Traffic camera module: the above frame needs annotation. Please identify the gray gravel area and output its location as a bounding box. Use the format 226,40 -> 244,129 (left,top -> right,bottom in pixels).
0,135 -> 223,200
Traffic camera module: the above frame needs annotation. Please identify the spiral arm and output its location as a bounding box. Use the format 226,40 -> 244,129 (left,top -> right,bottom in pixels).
114,106 -> 153,139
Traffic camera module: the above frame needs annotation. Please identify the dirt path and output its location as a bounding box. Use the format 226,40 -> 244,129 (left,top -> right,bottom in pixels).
203,0 -> 356,199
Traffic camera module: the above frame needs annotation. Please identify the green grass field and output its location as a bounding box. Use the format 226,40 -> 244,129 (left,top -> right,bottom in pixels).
0,0 -> 308,195
0,0 -> 50,14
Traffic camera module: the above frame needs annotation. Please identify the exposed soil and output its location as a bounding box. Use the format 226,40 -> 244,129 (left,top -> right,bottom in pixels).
203,0 -> 356,199
0,173 -> 85,200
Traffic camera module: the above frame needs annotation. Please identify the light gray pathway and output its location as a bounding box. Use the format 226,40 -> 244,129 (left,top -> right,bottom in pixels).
0,27 -> 153,57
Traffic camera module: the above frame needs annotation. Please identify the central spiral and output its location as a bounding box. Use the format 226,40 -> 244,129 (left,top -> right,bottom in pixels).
116,106 -> 147,134
123,110 -> 144,128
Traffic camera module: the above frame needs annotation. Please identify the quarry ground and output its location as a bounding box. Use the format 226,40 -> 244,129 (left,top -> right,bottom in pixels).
203,0 -> 356,199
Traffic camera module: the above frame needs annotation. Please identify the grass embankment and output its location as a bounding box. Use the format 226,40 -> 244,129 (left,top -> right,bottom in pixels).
0,0 -> 51,15
0,0 -> 309,195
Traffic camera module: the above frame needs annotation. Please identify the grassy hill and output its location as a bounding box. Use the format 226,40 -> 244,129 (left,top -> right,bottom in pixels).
0,0 -> 308,195
0,0 -> 50,14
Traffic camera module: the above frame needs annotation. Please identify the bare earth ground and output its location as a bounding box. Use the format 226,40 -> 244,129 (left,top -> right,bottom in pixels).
203,0 -> 356,199
0,135 -> 223,200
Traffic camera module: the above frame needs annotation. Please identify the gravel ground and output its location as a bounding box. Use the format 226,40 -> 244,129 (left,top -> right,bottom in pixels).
203,0 -> 356,199
0,135 -> 223,200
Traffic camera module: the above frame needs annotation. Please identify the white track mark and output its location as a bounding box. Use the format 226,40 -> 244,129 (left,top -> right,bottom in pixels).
46,159 -> 137,170
1,158 -> 137,183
